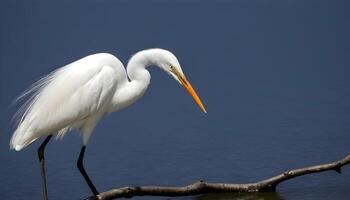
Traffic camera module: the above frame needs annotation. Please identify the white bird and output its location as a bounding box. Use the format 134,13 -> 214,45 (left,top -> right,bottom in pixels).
10,48 -> 206,200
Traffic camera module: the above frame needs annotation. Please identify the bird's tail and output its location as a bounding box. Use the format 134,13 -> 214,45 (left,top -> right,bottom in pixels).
10,121 -> 37,151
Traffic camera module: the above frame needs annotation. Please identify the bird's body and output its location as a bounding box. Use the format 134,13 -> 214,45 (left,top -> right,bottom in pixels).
11,53 -> 125,150
10,48 -> 206,199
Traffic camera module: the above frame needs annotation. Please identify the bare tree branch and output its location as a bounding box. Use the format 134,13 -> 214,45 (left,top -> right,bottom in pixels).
85,154 -> 350,200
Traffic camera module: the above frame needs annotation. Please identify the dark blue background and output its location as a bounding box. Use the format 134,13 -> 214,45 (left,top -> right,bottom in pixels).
1,0 -> 349,199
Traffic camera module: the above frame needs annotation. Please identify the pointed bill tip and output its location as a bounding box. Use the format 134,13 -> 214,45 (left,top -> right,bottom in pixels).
179,76 -> 207,114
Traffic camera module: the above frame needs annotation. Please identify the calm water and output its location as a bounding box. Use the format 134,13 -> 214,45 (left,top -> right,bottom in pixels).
1,1 -> 349,200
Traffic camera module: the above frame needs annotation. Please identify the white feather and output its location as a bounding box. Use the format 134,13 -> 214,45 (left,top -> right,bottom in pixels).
10,49 -> 196,151
10,53 -> 123,150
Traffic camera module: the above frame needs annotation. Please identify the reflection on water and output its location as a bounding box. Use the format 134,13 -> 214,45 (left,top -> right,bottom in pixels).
195,192 -> 284,200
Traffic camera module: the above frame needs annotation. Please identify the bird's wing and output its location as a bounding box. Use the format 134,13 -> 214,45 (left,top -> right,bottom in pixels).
11,54 -> 120,150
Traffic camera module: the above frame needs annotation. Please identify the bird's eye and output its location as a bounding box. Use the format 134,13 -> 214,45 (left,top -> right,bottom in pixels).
170,65 -> 174,69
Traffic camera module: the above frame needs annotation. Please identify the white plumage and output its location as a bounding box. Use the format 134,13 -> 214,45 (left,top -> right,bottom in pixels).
11,53 -> 120,150
10,48 -> 206,198
10,49 -> 206,151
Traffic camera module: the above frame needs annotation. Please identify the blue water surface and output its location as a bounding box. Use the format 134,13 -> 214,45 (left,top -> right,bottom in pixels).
1,1 -> 349,200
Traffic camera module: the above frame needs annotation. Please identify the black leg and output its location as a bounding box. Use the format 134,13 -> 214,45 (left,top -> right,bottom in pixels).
77,146 -> 99,195
37,135 -> 52,200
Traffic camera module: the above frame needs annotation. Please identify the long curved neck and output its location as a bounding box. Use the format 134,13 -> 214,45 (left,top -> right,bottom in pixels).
108,49 -> 162,113
127,49 -> 164,83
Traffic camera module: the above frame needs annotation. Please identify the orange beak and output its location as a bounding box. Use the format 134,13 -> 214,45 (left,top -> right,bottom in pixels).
177,74 -> 207,113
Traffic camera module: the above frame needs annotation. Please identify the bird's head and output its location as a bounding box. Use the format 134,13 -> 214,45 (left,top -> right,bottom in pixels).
154,49 -> 207,113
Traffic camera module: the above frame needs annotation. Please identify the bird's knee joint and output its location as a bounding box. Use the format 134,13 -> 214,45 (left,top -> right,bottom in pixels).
77,160 -> 84,170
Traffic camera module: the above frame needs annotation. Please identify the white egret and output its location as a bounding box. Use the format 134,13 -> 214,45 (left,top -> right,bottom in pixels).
10,48 -> 206,199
